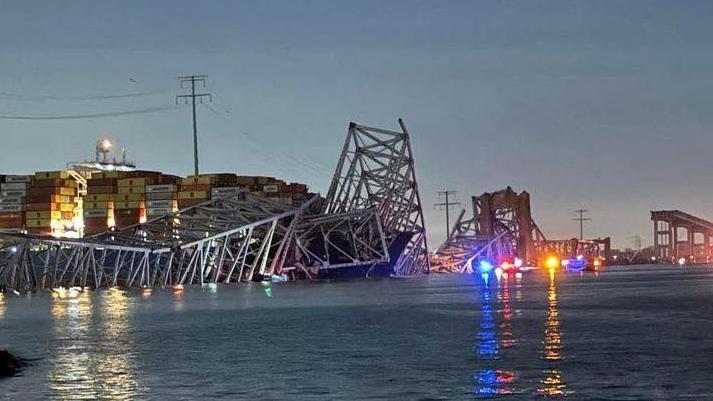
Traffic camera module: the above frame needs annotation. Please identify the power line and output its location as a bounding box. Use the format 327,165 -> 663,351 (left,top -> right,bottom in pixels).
0,90 -> 171,101
204,101 -> 331,180
0,104 -> 183,120
573,209 -> 592,240
177,75 -> 212,176
435,190 -> 461,239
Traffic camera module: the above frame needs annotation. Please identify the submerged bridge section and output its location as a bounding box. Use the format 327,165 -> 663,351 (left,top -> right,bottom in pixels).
432,187 -> 546,273
536,237 -> 611,262
432,186 -> 611,273
651,210 -> 713,263
0,119 -> 429,292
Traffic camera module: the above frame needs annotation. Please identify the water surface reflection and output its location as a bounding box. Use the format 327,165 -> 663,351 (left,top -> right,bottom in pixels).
49,290 -> 96,399
48,289 -> 143,400
538,270 -> 568,397
474,275 -> 515,396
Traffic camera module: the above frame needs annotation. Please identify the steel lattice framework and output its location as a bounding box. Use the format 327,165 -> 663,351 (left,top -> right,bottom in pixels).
0,119 -> 429,292
431,204 -> 516,274
323,119 -> 430,275
432,189 -> 547,273
0,193 -> 304,292
276,207 -> 389,277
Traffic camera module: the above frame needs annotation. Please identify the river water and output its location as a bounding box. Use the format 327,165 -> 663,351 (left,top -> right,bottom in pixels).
0,264 -> 712,400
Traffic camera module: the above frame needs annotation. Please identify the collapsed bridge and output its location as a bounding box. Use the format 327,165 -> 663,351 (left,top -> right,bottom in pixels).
0,119 -> 429,292
432,187 -> 611,273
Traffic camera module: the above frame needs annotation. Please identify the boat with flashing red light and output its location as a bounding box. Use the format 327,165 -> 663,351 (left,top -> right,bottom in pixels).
498,257 -> 525,273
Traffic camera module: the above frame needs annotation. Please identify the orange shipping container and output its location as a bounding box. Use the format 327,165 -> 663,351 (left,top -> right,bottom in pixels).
83,216 -> 109,226
114,201 -> 145,210
85,194 -> 113,202
32,178 -> 77,188
114,193 -> 143,202
117,186 -> 146,194
87,185 -> 117,194
177,199 -> 206,208
29,186 -> 76,196
87,178 -> 118,186
26,203 -> 61,211
27,194 -> 71,203
177,184 -> 211,192
84,201 -> 111,209
0,219 -> 24,228
0,212 -> 24,220
26,228 -> 52,235
177,191 -> 209,200
117,177 -> 155,187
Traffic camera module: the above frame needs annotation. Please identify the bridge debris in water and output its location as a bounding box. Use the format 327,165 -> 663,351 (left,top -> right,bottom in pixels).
432,187 -> 611,273
0,119 -> 429,292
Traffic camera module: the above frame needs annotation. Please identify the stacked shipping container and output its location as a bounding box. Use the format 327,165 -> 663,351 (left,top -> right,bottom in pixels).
114,175 -> 150,228
0,169 -> 311,234
0,175 -> 31,232
85,171 -> 180,232
84,171 -> 119,234
26,171 -> 78,236
178,174 -> 238,208
235,175 -> 309,205
146,175 -> 179,219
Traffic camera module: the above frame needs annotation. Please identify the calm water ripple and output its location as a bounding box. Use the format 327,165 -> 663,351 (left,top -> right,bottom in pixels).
1,264 -> 713,400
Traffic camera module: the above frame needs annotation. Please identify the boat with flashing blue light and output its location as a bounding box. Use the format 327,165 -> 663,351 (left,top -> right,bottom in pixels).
560,255 -> 604,272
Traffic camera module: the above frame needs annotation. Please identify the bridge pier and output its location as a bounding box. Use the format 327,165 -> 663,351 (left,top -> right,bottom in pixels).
651,210 -> 713,264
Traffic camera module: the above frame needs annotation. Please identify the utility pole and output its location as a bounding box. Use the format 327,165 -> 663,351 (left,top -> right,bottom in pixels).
177,75 -> 212,176
573,209 -> 591,240
435,190 -> 461,239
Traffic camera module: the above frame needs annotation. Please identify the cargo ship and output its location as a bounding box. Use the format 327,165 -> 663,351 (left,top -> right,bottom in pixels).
0,138 -> 311,238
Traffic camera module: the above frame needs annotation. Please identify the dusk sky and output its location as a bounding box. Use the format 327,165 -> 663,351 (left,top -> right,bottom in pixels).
1,0 -> 712,248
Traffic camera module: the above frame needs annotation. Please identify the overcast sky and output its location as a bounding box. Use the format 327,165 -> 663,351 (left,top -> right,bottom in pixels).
1,0 -> 712,248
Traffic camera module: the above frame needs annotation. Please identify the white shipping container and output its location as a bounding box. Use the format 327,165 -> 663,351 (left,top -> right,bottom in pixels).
1,182 -> 28,191
146,184 -> 177,193
83,209 -> 109,217
2,189 -> 27,197
146,200 -> 175,208
263,184 -> 279,193
0,228 -> 25,234
147,207 -> 175,216
145,192 -> 175,200
0,196 -> 25,205
211,187 -> 247,197
0,204 -> 25,212
4,175 -> 33,183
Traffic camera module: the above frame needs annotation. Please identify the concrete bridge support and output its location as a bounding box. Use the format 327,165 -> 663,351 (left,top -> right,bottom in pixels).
651,210 -> 713,263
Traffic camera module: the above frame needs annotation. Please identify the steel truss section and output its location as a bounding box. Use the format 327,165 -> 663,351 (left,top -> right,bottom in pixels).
276,208 -> 389,278
0,193 -> 303,292
432,190 -> 547,273
431,208 -> 515,274
323,119 -> 429,275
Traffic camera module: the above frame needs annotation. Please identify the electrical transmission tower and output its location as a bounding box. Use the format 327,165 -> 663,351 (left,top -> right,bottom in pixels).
631,235 -> 642,251
177,75 -> 212,175
435,190 -> 461,239
573,209 -> 591,240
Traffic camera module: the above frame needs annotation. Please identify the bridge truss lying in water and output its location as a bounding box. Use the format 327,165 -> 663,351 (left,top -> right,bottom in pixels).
431,187 -> 611,273
0,119 -> 429,292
